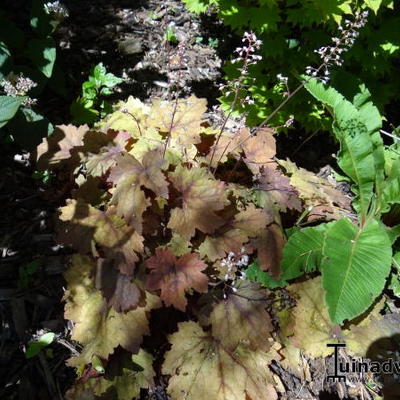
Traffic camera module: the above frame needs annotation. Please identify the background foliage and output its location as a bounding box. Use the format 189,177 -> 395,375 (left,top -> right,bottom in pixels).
183,0 -> 400,132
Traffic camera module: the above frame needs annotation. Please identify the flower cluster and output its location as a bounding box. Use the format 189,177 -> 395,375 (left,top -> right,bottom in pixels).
220,248 -> 249,298
1,74 -> 38,106
44,1 -> 69,19
305,10 -> 369,83
219,31 -> 263,106
277,73 -> 288,86
284,114 -> 295,128
231,31 -> 262,65
167,41 -> 190,96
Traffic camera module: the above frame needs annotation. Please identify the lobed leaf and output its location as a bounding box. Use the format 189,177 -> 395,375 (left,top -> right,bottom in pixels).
146,249 -> 208,311
287,277 -> 338,358
168,165 -> 229,239
162,321 -> 278,400
64,255 -> 160,368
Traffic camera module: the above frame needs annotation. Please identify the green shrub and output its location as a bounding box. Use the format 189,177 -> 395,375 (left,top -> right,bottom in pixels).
183,0 -> 399,132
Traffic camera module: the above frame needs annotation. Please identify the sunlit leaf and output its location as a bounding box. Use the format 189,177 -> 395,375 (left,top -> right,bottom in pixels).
168,165 -> 229,239
163,321 -> 278,400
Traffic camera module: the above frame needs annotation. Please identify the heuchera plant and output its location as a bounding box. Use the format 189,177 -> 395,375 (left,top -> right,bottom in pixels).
36,91 -> 363,398
34,12 -> 400,397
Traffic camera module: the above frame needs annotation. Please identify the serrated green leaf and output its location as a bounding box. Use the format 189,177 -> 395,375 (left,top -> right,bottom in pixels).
182,0 -> 212,13
245,261 -> 287,288
304,78 -> 380,218
303,76 -> 345,111
322,218 -> 392,324
93,62 -> 107,82
334,117 -> 376,217
103,72 -> 123,88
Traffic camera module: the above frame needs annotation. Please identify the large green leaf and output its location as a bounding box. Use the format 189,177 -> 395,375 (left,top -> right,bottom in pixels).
27,38 -> 56,78
303,76 -> 346,110
0,95 -> 24,128
304,78 -> 380,217
334,117 -> 376,217
322,218 -> 392,324
280,224 -> 329,280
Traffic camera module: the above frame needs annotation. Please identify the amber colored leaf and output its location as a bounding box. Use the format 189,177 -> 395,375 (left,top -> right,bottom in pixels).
199,205 -> 272,261
205,131 -> 243,168
108,150 -> 166,231
168,165 -> 229,239
36,124 -> 88,170
251,224 -> 286,276
344,303 -> 400,358
111,183 -> 151,233
162,321 -> 278,400
242,128 -> 277,174
58,199 -> 144,274
146,249 -> 208,311
287,277 -> 338,358
65,349 -> 155,400
210,292 -> 273,351
278,159 -> 351,220
98,96 -> 150,137
147,95 -> 207,145
257,167 -> 302,212
64,255 -> 160,368
84,129 -> 133,177
109,149 -> 169,197
129,128 -> 164,161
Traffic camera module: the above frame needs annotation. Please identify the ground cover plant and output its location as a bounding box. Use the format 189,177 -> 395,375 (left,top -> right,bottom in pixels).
3,0 -> 400,399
